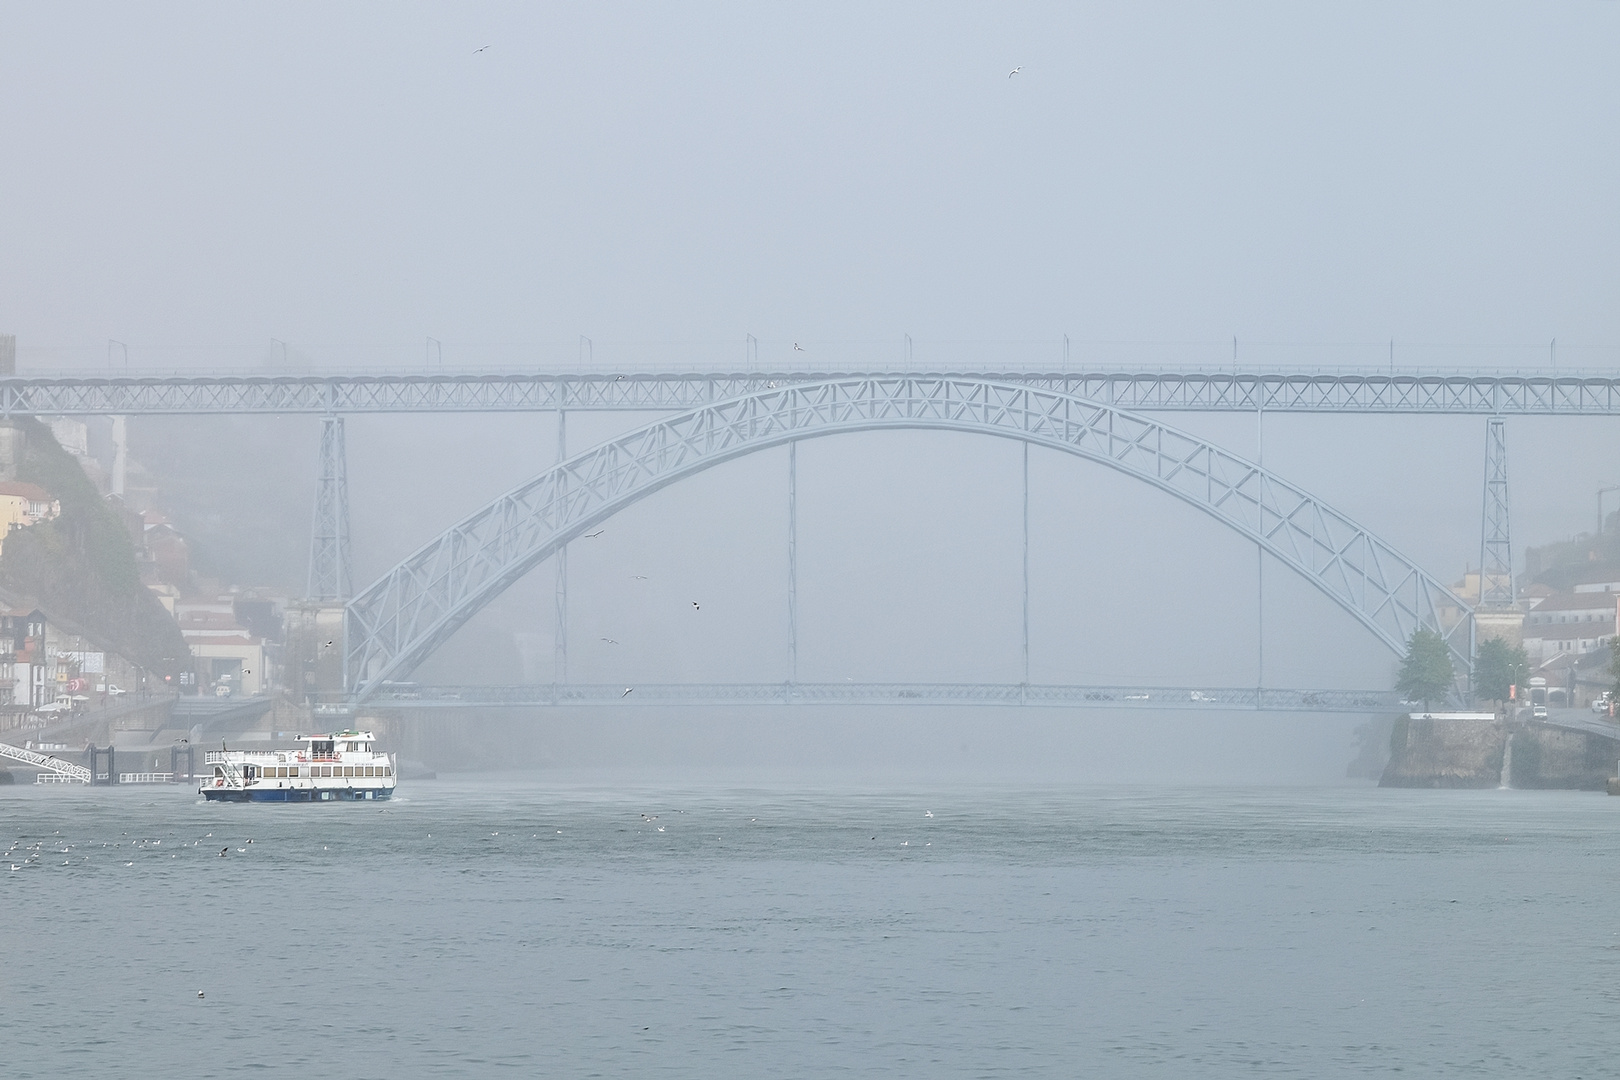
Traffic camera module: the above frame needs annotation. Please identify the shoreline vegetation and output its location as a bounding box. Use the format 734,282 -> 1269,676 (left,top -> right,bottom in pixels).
0,418 -> 186,675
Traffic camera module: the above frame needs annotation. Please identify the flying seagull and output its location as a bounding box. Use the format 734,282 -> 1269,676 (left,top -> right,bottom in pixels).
622,687 -> 634,697
793,343 -> 805,352
630,574 -> 648,580
584,529 -> 605,539
691,601 -> 700,611
1008,66 -> 1022,78
474,45 -> 491,54
600,637 -> 619,645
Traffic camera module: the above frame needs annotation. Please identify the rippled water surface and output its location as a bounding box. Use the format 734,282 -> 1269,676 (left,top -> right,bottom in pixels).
3,777 -> 1619,1077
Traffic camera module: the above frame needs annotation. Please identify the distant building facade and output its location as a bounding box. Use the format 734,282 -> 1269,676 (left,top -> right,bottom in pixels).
175,594 -> 274,697
0,481 -> 60,558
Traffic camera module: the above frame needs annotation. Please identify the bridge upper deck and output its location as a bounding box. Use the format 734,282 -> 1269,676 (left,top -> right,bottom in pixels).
3,368 -> 1620,415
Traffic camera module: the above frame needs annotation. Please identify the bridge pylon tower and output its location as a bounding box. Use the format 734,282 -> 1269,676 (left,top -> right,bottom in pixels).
307,414 -> 352,602
1479,416 -> 1515,609
1472,416 -> 1523,693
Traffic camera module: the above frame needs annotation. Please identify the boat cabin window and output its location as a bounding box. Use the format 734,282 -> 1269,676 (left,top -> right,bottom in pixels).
311,740 -> 334,756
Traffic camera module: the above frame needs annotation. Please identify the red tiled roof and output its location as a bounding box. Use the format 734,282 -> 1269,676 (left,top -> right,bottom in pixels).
1524,592 -> 1619,613
0,481 -> 52,502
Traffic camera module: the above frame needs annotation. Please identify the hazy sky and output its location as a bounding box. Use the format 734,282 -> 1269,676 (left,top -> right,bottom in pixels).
3,2 -> 1616,357
3,4 -> 1619,776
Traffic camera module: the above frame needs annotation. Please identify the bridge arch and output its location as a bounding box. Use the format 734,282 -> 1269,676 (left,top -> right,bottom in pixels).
345,377 -> 1471,699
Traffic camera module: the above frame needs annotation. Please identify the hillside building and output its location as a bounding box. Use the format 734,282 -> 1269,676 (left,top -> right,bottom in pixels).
0,480 -> 60,558
175,594 -> 270,697
1521,590 -> 1620,664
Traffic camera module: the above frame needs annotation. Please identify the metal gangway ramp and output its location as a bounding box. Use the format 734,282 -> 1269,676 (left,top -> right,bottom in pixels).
0,742 -> 91,784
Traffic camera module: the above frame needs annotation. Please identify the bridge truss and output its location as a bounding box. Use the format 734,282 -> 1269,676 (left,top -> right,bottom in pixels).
0,365 -> 1530,711
345,376 -> 1472,700
4,368 -> 1620,415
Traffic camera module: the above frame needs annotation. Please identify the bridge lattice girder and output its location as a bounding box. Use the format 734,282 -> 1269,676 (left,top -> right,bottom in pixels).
344,377 -> 1473,698
5,369 -> 1620,414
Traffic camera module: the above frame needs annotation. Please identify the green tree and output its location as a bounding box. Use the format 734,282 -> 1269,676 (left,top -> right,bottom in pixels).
1396,627 -> 1455,711
1609,635 -> 1620,703
1473,637 -> 1529,706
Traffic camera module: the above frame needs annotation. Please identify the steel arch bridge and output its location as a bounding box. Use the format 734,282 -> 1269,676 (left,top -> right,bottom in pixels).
344,376 -> 1472,701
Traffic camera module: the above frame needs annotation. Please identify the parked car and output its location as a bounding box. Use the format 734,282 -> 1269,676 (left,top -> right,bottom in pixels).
214,683 -> 232,698
1592,693 -> 1613,714
105,684 -> 126,696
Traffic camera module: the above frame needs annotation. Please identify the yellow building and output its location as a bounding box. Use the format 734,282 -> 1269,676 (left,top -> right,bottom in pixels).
0,481 -> 60,558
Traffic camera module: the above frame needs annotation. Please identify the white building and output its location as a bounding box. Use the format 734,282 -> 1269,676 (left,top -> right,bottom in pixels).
1521,590 -> 1619,663
175,595 -> 267,697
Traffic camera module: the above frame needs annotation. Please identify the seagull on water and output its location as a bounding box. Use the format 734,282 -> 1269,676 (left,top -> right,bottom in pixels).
924,810 -> 934,818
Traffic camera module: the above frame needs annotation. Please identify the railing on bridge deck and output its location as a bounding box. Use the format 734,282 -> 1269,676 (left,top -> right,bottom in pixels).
353,683 -> 1401,714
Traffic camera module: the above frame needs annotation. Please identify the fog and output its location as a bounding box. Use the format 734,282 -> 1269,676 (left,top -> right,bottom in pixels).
2,3 -> 1617,781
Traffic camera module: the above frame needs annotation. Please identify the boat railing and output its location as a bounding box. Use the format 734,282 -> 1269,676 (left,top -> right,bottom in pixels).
204,750 -> 380,764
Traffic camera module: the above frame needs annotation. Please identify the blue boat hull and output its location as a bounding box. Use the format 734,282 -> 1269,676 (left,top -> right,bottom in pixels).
202,787 -> 393,802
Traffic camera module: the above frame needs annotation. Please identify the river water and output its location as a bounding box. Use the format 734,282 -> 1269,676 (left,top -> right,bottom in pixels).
3,776 -> 1618,1077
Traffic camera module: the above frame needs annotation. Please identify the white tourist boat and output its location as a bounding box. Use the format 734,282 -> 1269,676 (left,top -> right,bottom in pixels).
201,730 -> 396,802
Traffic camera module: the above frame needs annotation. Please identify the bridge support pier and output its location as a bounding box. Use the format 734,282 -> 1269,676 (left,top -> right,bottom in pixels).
170,743 -> 195,783
1472,417 -> 1518,693
307,415 -> 352,601
788,440 -> 797,684
85,744 -> 115,785
1479,417 -> 1514,608
1021,441 -> 1029,690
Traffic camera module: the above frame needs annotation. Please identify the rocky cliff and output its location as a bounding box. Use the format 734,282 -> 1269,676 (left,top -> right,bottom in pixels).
1380,715 -> 1505,788
1381,714 -> 1619,790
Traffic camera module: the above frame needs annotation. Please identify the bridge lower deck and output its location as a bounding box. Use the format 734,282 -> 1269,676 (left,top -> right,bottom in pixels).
348,683 -> 1400,713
